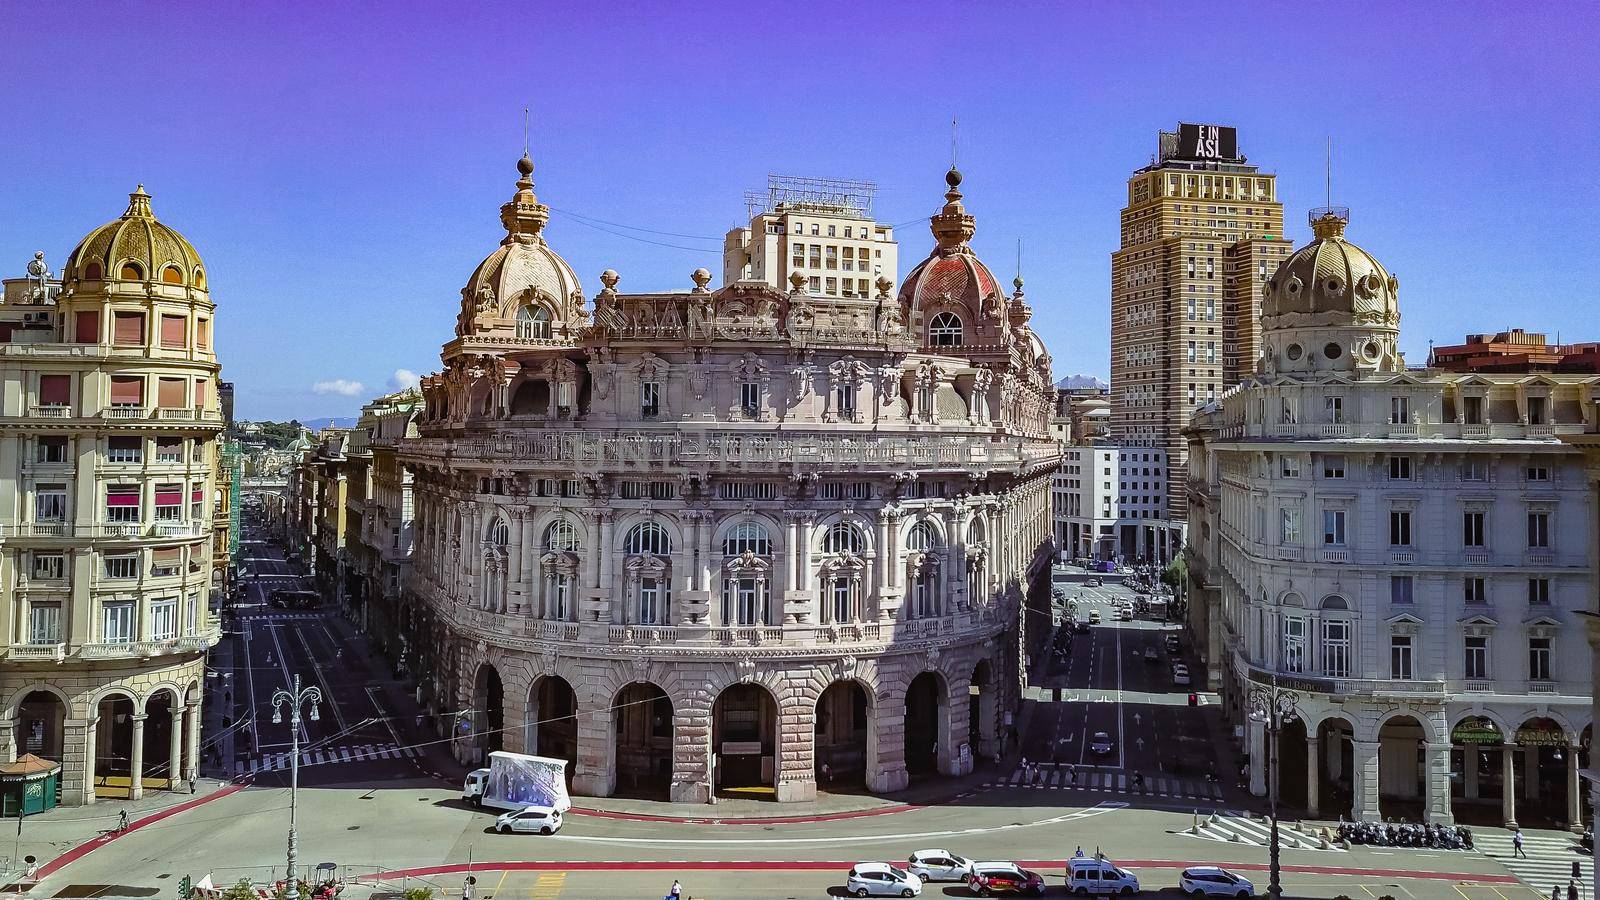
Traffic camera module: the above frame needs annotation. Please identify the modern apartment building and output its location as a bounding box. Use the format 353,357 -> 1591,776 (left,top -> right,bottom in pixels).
1186,208 -> 1596,829
722,175 -> 897,298
0,188 -> 224,805
1111,124 -> 1293,523
343,389 -> 421,664
1432,328 -> 1600,374
396,154 -> 1057,804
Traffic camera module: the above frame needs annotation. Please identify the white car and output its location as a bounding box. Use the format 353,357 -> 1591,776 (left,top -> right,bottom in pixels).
1089,731 -> 1115,756
846,862 -> 921,897
493,805 -> 563,835
1172,664 -> 1192,686
1180,866 -> 1255,897
906,849 -> 973,882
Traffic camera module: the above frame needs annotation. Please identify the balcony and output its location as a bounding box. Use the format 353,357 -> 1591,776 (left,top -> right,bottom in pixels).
78,629 -> 219,660
1389,549 -> 1416,565
1525,551 -> 1555,567
30,405 -> 71,418
1527,424 -> 1554,438
1387,423 -> 1420,439
7,643 -> 66,662
4,522 -> 74,538
1321,548 -> 1350,563
103,406 -> 148,420
156,407 -> 206,421
1462,424 -> 1491,439
1273,545 -> 1304,562
1463,550 -> 1491,565
151,522 -> 207,538
1528,680 -> 1558,694
1463,680 -> 1493,693
1318,424 -> 1350,438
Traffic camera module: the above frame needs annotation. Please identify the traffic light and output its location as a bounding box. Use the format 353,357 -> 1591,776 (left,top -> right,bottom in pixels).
1187,692 -> 1198,707
179,876 -> 193,900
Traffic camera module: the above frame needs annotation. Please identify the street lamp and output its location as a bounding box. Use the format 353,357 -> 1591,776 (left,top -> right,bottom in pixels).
271,673 -> 321,885
1246,684 -> 1300,900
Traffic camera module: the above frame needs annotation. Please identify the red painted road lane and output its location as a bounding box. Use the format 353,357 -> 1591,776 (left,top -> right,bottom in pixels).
367,859 -> 1520,884
35,784 -> 246,879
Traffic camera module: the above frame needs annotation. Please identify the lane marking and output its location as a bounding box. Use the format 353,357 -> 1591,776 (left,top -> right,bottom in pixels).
295,624 -> 349,733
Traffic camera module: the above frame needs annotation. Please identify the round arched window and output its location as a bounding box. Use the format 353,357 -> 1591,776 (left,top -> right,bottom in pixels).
625,522 -> 671,555
1286,344 -> 1303,361
824,521 -> 864,554
928,312 -> 964,347
723,522 -> 772,556
543,519 -> 581,552
1324,342 -> 1343,360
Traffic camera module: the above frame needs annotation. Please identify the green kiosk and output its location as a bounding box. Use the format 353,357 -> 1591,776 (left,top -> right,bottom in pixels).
1,755 -> 61,816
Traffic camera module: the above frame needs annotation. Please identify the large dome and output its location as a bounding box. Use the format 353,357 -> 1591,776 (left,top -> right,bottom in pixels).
1261,210 -> 1397,329
897,168 -> 1007,316
63,186 -> 206,289
463,154 -> 582,312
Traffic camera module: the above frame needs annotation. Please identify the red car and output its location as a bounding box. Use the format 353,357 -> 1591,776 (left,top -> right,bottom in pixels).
968,862 -> 1046,896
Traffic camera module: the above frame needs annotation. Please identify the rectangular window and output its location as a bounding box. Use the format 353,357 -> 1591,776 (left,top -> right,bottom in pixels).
1464,395 -> 1484,425
112,311 -> 145,346
28,602 -> 62,645
1389,509 -> 1412,546
152,546 -> 181,577
1283,616 -> 1306,673
1280,457 -> 1300,478
1461,458 -> 1487,481
717,481 -> 776,501
107,435 -> 142,463
1322,508 -> 1346,545
1527,465 -> 1550,482
640,381 -> 661,419
1388,456 -> 1412,480
160,315 -> 186,349
74,310 -> 100,343
1390,575 -> 1414,605
637,577 -> 664,625
1527,511 -> 1550,548
149,597 -> 178,641
195,379 -> 206,408
106,484 -> 141,522
1390,396 -> 1409,424
740,382 -> 760,418
1390,635 -> 1414,680
1527,395 -> 1547,425
39,373 -> 70,407
196,319 -> 210,350
157,377 -> 187,409
36,436 -> 68,464
155,437 -> 183,462
109,375 -> 144,407
1528,577 -> 1550,604
1465,636 -> 1488,679
1321,455 -> 1345,478
1463,576 -> 1486,605
104,554 -> 139,579
835,383 -> 855,417
1187,341 -> 1196,362
31,552 -> 65,580
1325,396 -> 1344,424
1529,637 -> 1552,681
1279,507 -> 1300,544
101,601 -> 134,644
154,483 -> 183,521
1323,620 -> 1350,677
35,483 -> 66,521
1463,510 -> 1486,547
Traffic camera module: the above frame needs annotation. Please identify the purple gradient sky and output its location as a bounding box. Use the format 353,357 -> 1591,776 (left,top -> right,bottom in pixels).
3,1 -> 1596,421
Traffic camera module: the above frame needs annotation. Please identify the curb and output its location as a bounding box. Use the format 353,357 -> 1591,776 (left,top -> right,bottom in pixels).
35,783 -> 246,880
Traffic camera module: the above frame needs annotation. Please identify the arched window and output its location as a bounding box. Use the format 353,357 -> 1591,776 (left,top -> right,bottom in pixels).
722,522 -> 772,556
83,262 -> 103,281
516,305 -> 552,340
161,266 -> 184,284
120,262 -> 144,281
824,521 -> 864,555
907,520 -> 940,550
486,517 -> 510,547
543,519 -> 581,552
193,268 -> 206,290
928,312 -> 964,347
625,522 -> 671,555
906,520 -> 942,619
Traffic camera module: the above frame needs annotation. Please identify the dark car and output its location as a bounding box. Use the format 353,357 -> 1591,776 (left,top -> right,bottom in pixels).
968,862 -> 1046,896
269,589 -> 321,609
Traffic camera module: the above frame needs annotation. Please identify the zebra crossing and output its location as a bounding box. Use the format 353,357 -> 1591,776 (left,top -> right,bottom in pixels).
990,765 -> 1223,801
1477,830 -> 1590,897
236,742 -> 419,775
249,612 -> 324,622
1181,811 -> 1343,851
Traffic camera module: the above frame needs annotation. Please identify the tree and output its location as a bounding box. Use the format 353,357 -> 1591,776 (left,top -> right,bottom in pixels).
1160,556 -> 1187,592
221,880 -> 259,900
403,888 -> 433,900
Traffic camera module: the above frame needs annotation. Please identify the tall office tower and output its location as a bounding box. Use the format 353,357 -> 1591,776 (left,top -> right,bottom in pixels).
1110,124 -> 1293,525
722,175 -> 897,298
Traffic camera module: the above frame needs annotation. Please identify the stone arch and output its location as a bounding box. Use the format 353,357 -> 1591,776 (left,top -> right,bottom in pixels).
10,688 -> 67,767
525,674 -> 577,783
610,680 -> 674,798
1309,713 -> 1357,820
4,682 -> 72,718
93,689 -> 140,799
142,687 -> 182,789
509,378 -> 550,416
967,656 -> 999,761
1512,715 -> 1576,827
1377,713 -> 1428,819
712,513 -> 786,554
814,677 -> 874,793
712,680 -> 780,797
811,512 -> 875,553
1378,708 -> 1439,743
466,661 -> 505,766
903,669 -> 949,781
1278,590 -> 1306,608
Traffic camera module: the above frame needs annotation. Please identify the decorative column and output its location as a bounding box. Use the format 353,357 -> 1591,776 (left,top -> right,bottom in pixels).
507,511 -> 530,614
1247,718 -> 1267,796
669,692 -> 713,804
1567,743 -> 1583,832
0,713 -> 14,766
868,693 -> 910,794
168,708 -> 184,790
129,714 -> 147,800
184,701 -> 201,781
1423,741 -> 1454,824
1304,732 -> 1320,818
596,513 -> 615,622
1351,739 -> 1381,821
584,511 -> 602,590
572,687 -> 617,798
1502,742 -> 1519,828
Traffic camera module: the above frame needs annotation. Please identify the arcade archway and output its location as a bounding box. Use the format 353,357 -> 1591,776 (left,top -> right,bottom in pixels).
613,682 -> 672,799
713,683 -> 776,797
815,680 -> 869,792
904,672 -> 947,780
526,676 -> 577,783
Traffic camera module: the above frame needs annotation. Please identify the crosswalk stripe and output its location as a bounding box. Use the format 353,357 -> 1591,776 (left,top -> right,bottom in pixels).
1477,833 -> 1590,897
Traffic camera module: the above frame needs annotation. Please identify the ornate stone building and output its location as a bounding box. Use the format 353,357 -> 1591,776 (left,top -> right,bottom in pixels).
1187,208 -> 1595,829
401,155 -> 1059,803
1,189 -> 223,805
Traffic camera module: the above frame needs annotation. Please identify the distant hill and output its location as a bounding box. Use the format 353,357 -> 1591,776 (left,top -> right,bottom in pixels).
300,416 -> 358,432
1055,374 -> 1108,390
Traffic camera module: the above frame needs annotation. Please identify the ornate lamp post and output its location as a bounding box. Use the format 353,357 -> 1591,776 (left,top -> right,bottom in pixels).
1247,684 -> 1300,900
271,674 -> 321,885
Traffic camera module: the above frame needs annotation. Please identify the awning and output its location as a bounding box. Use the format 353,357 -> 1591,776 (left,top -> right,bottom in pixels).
106,488 -> 140,506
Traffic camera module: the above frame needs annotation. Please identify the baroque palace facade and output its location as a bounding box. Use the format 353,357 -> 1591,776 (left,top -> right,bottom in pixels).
1186,208 -> 1595,829
1,189 -> 223,805
399,155 -> 1058,803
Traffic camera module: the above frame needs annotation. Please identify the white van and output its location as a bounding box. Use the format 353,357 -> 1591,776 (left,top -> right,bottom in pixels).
462,767 -> 490,805
1066,857 -> 1140,895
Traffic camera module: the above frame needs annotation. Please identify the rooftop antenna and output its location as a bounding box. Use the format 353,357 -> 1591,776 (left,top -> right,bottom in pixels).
951,116 -> 958,169
1325,136 -> 1332,208
523,107 -> 530,157
1016,238 -> 1023,281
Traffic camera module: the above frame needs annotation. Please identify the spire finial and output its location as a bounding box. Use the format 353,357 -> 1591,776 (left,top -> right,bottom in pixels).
1325,136 -> 1332,209
523,106 -> 530,158
951,115 -> 958,170
1013,238 -> 1024,292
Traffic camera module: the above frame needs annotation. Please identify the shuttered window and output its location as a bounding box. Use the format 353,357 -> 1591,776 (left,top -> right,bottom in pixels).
75,310 -> 100,343
112,312 -> 145,345
160,315 -> 186,348
109,376 -> 143,406
39,374 -> 70,406
195,379 -> 207,407
196,319 -> 209,349
157,377 -> 186,409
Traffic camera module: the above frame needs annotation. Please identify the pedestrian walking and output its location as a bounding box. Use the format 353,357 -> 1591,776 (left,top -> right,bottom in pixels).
118,809 -> 129,832
1068,763 -> 1077,784
670,878 -> 682,897
189,773 -> 198,795
820,761 -> 831,786
1568,881 -> 1578,900
1019,755 -> 1029,779
1551,885 -> 1561,900
1514,828 -> 1528,859
1132,771 -> 1144,793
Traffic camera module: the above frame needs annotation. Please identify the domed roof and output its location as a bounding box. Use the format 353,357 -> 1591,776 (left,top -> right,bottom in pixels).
1261,209 -> 1398,330
463,154 -> 582,311
897,168 -> 1006,314
63,186 -> 206,287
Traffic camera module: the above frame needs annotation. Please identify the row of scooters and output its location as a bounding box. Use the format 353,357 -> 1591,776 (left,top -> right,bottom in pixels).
1337,819 -> 1474,849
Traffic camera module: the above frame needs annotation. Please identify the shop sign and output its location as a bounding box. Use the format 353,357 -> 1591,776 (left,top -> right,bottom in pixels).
1515,725 -> 1566,747
1451,720 -> 1503,744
